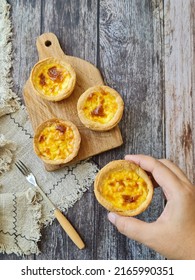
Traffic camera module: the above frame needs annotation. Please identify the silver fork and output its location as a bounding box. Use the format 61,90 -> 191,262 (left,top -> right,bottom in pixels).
15,160 -> 85,249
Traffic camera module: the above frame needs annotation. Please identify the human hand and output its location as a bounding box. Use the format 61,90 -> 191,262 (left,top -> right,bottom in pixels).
108,154 -> 195,260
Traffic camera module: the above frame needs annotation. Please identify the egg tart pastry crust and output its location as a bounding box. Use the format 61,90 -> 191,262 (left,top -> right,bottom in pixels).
30,57 -> 76,101
94,160 -> 153,216
33,118 -> 81,165
77,85 -> 124,131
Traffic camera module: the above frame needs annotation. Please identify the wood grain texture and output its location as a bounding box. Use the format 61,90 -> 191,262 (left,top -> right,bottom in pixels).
95,0 -> 164,260
23,32 -> 123,171
164,0 -> 195,181
1,0 -> 165,260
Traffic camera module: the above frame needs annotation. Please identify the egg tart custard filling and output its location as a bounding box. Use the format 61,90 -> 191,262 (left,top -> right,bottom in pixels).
33,119 -> 81,165
94,160 -> 153,216
77,85 -> 124,131
30,57 -> 76,101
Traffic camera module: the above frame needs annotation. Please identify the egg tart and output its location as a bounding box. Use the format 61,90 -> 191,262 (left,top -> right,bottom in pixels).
94,160 -> 153,216
30,57 -> 76,101
77,85 -> 124,131
33,118 -> 81,165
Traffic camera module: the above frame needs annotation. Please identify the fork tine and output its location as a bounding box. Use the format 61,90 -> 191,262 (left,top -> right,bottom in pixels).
15,161 -> 26,175
18,160 -> 30,174
15,160 -> 30,176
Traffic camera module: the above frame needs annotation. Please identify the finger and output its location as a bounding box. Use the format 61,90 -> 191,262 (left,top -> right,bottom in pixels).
125,154 -> 183,197
158,159 -> 191,184
108,212 -> 155,245
108,212 -> 177,259
145,171 -> 159,188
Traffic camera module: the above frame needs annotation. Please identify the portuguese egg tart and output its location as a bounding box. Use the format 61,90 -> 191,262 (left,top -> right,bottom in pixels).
77,85 -> 124,131
94,160 -> 153,216
30,57 -> 76,101
33,118 -> 81,165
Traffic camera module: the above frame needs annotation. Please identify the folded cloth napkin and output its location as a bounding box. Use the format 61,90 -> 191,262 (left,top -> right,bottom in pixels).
0,0 -> 98,256
0,188 -> 41,255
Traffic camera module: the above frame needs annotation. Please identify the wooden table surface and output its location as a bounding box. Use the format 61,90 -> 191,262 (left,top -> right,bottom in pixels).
1,0 -> 194,260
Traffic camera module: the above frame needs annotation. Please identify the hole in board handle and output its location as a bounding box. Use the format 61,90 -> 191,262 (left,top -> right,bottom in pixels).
45,40 -> 52,47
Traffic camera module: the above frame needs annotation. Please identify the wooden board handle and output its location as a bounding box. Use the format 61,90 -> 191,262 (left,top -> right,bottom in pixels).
36,32 -> 66,61
54,208 -> 85,249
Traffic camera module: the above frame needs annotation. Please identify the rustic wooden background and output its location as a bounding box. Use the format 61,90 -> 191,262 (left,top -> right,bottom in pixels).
1,0 -> 194,260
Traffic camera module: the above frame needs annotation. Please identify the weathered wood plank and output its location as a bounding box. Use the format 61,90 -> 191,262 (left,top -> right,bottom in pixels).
164,0 -> 195,181
95,0 -> 164,259
40,0 -> 98,65
10,0 -> 41,98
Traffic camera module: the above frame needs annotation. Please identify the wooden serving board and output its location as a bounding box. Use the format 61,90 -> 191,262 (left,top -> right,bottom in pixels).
23,33 -> 123,171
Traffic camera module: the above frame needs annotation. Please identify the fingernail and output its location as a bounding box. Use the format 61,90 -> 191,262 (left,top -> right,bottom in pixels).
108,212 -> 116,224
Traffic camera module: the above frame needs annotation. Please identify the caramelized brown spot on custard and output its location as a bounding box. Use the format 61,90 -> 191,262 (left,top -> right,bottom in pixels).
116,180 -> 125,187
87,93 -> 94,101
38,135 -> 45,143
91,104 -> 105,117
45,148 -> 51,155
48,66 -> 63,82
122,194 -> 139,204
39,73 -> 46,86
56,125 -> 66,133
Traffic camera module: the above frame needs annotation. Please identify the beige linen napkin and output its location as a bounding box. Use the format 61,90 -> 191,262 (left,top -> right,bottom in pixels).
0,0 -> 98,256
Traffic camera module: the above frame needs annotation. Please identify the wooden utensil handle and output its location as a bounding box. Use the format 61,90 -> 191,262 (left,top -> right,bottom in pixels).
36,32 -> 66,61
54,209 -> 85,250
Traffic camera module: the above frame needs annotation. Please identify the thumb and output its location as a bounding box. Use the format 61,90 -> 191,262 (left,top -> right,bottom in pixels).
108,212 -> 155,246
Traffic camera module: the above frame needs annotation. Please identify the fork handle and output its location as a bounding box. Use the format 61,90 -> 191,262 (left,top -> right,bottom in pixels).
54,209 -> 85,249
